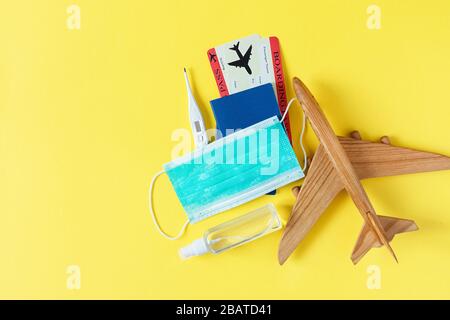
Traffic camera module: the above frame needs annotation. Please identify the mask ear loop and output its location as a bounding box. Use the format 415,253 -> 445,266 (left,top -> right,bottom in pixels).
149,170 -> 189,240
281,98 -> 308,171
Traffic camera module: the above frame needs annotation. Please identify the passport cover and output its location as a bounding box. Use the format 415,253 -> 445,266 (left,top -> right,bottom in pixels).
210,83 -> 282,137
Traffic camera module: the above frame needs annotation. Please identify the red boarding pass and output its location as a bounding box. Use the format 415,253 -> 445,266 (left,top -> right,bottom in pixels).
207,35 -> 292,143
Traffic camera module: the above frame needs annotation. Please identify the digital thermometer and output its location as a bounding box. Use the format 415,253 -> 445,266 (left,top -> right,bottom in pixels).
183,68 -> 208,148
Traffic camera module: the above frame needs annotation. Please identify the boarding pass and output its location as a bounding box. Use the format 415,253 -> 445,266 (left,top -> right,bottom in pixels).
207,34 -> 291,142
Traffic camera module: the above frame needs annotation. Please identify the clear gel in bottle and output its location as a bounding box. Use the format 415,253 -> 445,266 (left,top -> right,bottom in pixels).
179,203 -> 281,259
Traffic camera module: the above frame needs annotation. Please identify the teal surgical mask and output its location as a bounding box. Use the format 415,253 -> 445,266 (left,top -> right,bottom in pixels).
149,100 -> 307,240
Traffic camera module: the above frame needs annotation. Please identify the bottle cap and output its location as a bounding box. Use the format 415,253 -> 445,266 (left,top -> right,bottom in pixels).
179,238 -> 209,260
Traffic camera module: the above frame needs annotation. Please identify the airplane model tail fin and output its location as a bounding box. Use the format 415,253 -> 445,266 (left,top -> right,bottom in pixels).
230,42 -> 240,51
351,215 -> 418,264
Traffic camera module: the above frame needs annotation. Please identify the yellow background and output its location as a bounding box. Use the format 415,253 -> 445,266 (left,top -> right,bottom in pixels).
1,0 -> 449,299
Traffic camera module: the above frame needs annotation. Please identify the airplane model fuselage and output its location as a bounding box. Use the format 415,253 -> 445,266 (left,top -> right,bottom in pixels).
293,77 -> 398,261
278,77 -> 450,265
228,42 -> 252,75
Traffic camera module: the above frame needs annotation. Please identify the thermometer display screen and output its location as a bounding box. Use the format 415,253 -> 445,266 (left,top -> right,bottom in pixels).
194,121 -> 201,132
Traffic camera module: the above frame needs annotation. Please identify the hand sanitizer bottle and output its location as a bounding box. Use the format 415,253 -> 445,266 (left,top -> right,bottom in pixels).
179,203 -> 281,259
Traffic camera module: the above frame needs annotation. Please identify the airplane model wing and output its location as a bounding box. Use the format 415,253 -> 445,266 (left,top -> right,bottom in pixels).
228,59 -> 245,68
242,45 -> 252,64
278,134 -> 450,265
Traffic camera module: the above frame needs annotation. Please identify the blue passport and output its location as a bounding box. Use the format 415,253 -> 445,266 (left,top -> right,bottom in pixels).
210,83 -> 282,137
210,83 -> 282,195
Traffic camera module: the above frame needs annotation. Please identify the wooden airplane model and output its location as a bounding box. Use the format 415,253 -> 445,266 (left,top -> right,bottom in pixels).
278,77 -> 450,265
